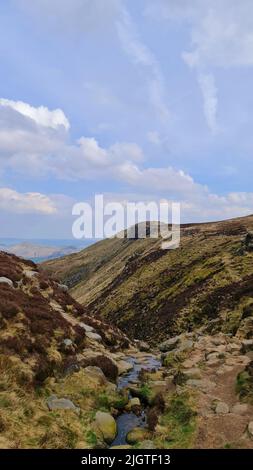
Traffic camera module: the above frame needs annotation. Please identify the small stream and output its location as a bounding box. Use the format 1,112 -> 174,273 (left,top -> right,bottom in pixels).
111,354 -> 161,447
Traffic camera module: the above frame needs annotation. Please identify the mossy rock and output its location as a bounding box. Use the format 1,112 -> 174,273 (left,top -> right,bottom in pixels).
126,427 -> 151,445
95,411 -> 117,444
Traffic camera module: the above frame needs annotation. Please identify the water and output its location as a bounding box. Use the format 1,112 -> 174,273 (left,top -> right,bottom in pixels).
111,354 -> 161,447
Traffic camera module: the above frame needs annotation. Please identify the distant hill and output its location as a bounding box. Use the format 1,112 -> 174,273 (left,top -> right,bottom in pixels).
43,215 -> 253,344
1,241 -> 80,262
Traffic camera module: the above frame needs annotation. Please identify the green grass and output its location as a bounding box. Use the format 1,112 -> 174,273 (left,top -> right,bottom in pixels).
159,392 -> 197,449
86,430 -> 97,446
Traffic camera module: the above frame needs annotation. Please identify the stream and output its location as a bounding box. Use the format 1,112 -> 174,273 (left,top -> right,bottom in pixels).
110,354 -> 161,447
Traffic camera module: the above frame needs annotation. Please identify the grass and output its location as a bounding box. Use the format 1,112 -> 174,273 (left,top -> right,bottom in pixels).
157,392 -> 197,449
236,370 -> 253,403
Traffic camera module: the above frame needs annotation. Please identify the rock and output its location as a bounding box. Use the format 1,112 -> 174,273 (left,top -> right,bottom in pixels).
0,277 -> 14,287
241,339 -> 253,354
63,338 -> 73,347
61,338 -> 75,353
231,403 -> 249,415
110,445 -> 132,449
186,379 -> 215,392
138,341 -> 150,352
248,421 -> 253,437
177,339 -> 193,353
215,402 -> 230,414
79,322 -> 94,333
95,411 -> 117,444
58,283 -> 68,292
126,427 -> 150,445
159,336 -> 179,353
86,331 -> 102,342
129,397 -> 141,408
84,366 -> 107,385
24,270 -> 38,278
183,368 -> 202,379
117,360 -> 134,375
139,440 -> 156,449
47,396 -> 79,412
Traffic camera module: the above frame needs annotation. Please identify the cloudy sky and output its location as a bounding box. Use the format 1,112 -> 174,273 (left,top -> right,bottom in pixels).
1,0 -> 253,238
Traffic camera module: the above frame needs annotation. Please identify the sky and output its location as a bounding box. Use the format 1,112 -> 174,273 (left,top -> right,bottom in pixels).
1,0 -> 253,238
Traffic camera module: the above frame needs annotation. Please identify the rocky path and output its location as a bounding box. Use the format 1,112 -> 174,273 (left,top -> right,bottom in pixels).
159,332 -> 253,448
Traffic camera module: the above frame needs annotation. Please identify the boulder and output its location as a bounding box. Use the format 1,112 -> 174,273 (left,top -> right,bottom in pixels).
84,366 -> 107,385
86,331 -> 102,342
126,427 -> 150,445
58,283 -> 68,292
241,339 -> 253,354
79,322 -> 95,333
24,270 -> 38,278
248,421 -> 253,437
61,338 -> 75,354
0,277 -> 13,288
117,360 -> 134,375
47,396 -> 79,413
95,411 -> 117,444
186,379 -> 215,392
159,336 -> 179,353
177,339 -> 194,353
125,397 -> 141,413
139,341 -> 150,352
215,402 -> 230,414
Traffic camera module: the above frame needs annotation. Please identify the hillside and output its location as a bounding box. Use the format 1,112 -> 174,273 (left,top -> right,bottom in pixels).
43,215 -> 253,344
0,250 -> 139,448
1,238 -> 253,449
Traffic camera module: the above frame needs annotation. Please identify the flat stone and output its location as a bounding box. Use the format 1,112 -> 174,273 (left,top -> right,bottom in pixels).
86,331 -> 102,342
47,396 -> 78,412
0,276 -> 14,287
186,379 -> 215,392
183,368 -> 202,379
159,336 -> 180,353
79,322 -> 94,333
215,402 -> 230,414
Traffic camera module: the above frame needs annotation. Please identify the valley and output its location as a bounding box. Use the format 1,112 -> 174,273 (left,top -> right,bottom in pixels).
1,216 -> 253,449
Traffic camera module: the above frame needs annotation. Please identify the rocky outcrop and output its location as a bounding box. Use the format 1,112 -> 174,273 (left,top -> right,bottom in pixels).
95,411 -> 117,444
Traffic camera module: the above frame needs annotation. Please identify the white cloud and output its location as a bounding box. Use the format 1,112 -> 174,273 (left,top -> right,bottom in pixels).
0,98 -> 70,130
1,96 -> 253,224
116,6 -> 170,125
0,188 -> 56,214
197,73 -> 218,134
145,0 -> 253,133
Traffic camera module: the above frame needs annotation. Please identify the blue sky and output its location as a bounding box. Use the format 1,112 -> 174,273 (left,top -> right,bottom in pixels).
1,0 -> 253,238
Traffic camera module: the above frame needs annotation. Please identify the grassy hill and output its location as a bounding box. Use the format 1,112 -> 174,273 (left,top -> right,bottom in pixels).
43,215 -> 253,344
